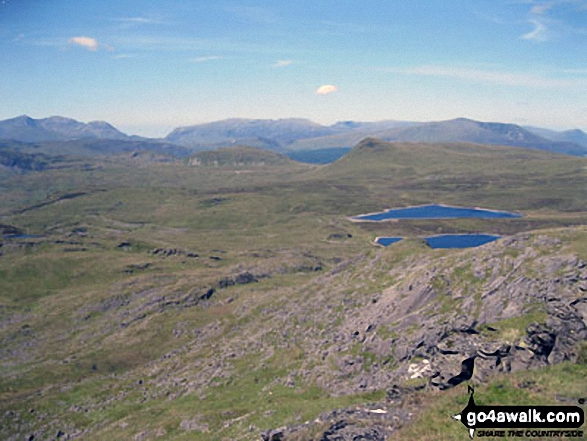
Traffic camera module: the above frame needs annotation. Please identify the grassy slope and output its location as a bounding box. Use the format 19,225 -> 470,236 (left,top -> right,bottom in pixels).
395,362 -> 587,441
318,139 -> 586,211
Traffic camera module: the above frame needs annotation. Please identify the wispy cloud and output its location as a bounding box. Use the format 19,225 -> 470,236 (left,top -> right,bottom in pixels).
117,17 -> 159,24
530,2 -> 554,14
561,68 -> 587,74
481,1 -> 587,42
109,35 -> 270,54
521,18 -> 549,41
317,20 -> 380,34
379,65 -> 587,88
224,5 -> 278,24
191,56 -> 222,63
68,36 -> 99,51
113,14 -> 170,28
519,0 -> 587,41
111,53 -> 134,60
316,84 -> 338,95
272,59 -> 294,68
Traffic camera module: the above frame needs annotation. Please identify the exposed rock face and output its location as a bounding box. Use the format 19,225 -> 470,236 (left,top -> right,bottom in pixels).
311,236 -> 587,396
217,272 -> 260,288
261,406 -> 415,440
261,233 -> 587,439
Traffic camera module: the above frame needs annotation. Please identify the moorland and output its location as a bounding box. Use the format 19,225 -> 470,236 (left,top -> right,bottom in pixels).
1,117 -> 586,440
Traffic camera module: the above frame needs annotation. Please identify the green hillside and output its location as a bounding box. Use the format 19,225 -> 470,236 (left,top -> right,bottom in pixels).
0,141 -> 586,440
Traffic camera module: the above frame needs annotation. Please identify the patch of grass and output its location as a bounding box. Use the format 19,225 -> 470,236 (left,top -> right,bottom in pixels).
395,362 -> 587,440
376,324 -> 398,340
481,310 -> 549,343
577,342 -> 587,365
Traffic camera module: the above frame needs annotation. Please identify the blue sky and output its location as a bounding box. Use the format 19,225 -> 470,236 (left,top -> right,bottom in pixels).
1,0 -> 586,137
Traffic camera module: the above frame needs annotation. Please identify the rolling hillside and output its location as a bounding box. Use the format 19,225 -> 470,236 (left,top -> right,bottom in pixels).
0,139 -> 586,440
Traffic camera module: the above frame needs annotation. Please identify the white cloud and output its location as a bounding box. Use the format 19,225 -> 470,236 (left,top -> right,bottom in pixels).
68,36 -> 99,51
272,60 -> 294,68
191,56 -> 222,63
316,84 -> 338,95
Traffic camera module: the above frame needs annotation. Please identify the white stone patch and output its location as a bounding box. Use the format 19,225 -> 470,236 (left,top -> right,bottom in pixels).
365,408 -> 387,414
408,359 -> 432,379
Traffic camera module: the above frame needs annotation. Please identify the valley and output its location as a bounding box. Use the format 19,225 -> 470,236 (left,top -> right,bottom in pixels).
1,136 -> 586,440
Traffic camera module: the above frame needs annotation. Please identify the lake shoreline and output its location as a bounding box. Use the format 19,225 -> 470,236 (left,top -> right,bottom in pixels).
350,203 -> 522,222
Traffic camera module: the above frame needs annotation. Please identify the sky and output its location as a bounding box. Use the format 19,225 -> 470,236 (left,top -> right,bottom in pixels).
1,0 -> 587,137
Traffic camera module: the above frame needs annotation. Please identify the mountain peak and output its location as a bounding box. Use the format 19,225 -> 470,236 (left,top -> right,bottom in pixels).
9,115 -> 35,124
0,115 -> 129,142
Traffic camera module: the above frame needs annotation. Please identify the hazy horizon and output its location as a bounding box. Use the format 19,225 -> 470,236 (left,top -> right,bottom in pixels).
2,0 -> 587,137
4,113 -> 586,140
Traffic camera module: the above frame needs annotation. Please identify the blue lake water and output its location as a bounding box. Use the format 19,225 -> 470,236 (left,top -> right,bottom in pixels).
285,147 -> 352,164
354,204 -> 521,221
375,237 -> 403,246
425,234 -> 501,249
375,234 -> 501,248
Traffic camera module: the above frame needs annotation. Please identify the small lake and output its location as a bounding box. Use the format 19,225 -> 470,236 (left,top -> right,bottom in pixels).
425,234 -> 501,249
375,237 -> 403,246
353,204 -> 521,221
375,234 -> 501,249
285,147 -> 352,164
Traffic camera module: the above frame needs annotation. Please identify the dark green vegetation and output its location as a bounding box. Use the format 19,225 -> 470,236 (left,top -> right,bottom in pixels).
190,146 -> 293,167
0,139 -> 586,440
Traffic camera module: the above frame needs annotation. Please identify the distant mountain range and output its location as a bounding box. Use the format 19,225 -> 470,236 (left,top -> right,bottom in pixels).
165,118 -> 414,150
1,115 -> 586,157
524,125 -> 587,147
0,115 -> 129,142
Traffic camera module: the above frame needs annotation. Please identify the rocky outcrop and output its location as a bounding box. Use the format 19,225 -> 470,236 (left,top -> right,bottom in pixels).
262,233 -> 587,438
262,406 -> 412,441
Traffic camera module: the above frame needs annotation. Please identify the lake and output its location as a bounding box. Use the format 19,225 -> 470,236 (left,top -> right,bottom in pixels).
285,147 -> 352,164
424,234 -> 501,249
374,234 -> 501,249
375,237 -> 403,246
353,204 -> 521,221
